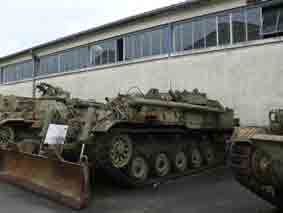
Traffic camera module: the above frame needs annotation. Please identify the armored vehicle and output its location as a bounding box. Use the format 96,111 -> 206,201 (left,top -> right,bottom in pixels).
0,85 -> 235,209
230,109 -> 283,208
87,88 -> 235,187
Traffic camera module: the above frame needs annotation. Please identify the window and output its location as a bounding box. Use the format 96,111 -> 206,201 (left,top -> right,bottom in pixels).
218,14 -> 231,46
142,32 -> 151,57
3,61 -> 33,83
232,10 -> 246,43
60,46 -> 89,72
151,29 -> 162,55
262,5 -> 283,37
162,27 -> 170,54
173,25 -> 182,52
91,40 -> 116,66
193,19 -> 205,49
279,8 -> 283,31
39,54 -> 59,76
263,7 -> 278,35
182,22 -> 193,51
117,38 -> 124,61
125,27 -> 169,60
173,22 -> 193,52
247,8 -> 261,41
205,16 -> 217,48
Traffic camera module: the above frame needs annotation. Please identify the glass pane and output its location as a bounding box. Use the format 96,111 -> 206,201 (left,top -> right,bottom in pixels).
107,41 -> 116,64
151,29 -> 161,55
218,14 -> 231,46
278,8 -> 283,31
247,8 -> 261,41
133,34 -> 142,59
22,61 -> 33,79
232,10 -> 246,43
173,25 -> 182,52
142,32 -> 151,57
262,8 -> 278,34
93,40 -> 116,65
39,55 -> 59,76
3,66 -> 16,82
125,36 -> 133,60
101,45 -> 108,65
161,27 -> 169,54
93,45 -> 103,65
183,22 -> 193,51
193,19 -> 205,49
60,47 -> 89,72
205,16 -> 217,48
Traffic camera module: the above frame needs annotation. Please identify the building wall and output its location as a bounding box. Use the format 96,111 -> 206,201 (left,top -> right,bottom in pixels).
34,38 -> 283,126
0,81 -> 33,97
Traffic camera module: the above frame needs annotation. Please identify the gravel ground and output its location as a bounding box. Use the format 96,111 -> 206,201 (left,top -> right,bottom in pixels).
0,167 -> 277,213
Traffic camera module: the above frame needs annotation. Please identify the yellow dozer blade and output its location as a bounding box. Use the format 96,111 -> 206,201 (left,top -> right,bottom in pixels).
0,148 -> 90,209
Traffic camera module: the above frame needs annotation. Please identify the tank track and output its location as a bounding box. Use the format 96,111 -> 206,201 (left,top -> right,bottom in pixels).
230,141 -> 283,208
90,125 -> 230,188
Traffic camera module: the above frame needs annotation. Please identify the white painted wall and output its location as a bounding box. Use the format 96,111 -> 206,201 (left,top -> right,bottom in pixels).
0,81 -> 33,97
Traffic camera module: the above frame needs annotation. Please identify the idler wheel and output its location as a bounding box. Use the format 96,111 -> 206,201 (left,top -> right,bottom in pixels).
174,151 -> 188,173
0,126 -> 14,144
154,153 -> 171,177
128,156 -> 149,183
109,134 -> 133,168
188,145 -> 203,169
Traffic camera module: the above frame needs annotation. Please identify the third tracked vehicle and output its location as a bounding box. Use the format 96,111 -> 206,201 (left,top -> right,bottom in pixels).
230,109 -> 283,208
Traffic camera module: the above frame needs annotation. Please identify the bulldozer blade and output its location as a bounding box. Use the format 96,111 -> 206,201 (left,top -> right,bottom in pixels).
0,149 -> 90,209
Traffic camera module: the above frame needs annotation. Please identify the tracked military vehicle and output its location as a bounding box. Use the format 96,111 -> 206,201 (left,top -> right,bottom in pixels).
88,88 -> 235,186
230,109 -> 283,208
0,84 -> 235,209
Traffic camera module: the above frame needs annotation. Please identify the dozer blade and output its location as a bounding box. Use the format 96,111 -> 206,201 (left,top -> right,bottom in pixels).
0,149 -> 90,209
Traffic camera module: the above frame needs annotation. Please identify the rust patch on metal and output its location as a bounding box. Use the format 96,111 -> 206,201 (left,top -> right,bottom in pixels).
0,149 -> 90,209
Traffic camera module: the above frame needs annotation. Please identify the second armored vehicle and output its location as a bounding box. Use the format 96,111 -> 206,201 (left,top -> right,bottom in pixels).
230,109 -> 283,208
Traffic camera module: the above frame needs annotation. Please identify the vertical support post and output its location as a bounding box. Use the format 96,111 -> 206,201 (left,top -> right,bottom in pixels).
31,50 -> 38,98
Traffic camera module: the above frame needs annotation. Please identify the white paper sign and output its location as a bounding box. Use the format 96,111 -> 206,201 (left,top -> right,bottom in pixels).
44,124 -> 69,145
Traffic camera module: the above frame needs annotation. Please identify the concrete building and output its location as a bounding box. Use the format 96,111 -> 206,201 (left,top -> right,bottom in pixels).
0,0 -> 282,126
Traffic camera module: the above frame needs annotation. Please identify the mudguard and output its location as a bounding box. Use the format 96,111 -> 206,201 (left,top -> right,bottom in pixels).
0,148 -> 90,209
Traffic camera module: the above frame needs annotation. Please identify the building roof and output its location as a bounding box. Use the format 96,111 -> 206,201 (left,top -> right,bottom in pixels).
0,0 -> 206,62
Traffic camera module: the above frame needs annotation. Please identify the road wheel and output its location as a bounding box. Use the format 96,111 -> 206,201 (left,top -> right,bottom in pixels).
188,145 -> 203,169
154,153 -> 171,177
173,151 -> 188,173
251,149 -> 273,185
201,142 -> 216,165
109,134 -> 133,168
128,156 -> 149,183
0,126 -> 14,144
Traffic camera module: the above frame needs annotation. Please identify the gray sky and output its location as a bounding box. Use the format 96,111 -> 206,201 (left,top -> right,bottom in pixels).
0,0 -> 184,57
